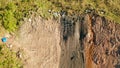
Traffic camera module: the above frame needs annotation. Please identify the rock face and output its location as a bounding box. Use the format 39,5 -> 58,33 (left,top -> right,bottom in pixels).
60,14 -> 120,68
18,14 -> 120,68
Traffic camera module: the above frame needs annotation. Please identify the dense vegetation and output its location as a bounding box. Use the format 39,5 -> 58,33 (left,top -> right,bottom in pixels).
0,0 -> 120,32
0,44 -> 22,68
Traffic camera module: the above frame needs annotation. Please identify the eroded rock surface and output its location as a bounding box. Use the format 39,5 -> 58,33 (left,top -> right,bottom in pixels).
81,14 -> 120,68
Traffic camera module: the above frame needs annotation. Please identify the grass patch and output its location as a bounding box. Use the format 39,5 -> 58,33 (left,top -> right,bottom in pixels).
0,44 -> 22,68
0,0 -> 37,32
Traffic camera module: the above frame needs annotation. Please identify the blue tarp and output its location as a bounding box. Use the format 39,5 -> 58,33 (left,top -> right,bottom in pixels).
1,37 -> 7,42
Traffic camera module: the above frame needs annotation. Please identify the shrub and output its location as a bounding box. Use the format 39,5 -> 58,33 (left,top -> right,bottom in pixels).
3,10 -> 17,32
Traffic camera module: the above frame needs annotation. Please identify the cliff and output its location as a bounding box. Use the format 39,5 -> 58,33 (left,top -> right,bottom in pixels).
15,13 -> 120,68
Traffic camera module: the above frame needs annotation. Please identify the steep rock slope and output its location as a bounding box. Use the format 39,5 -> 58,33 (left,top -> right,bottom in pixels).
59,14 -> 120,68
59,15 -> 84,68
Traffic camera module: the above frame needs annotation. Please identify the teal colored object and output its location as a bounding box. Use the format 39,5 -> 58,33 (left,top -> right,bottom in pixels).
1,37 -> 7,42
